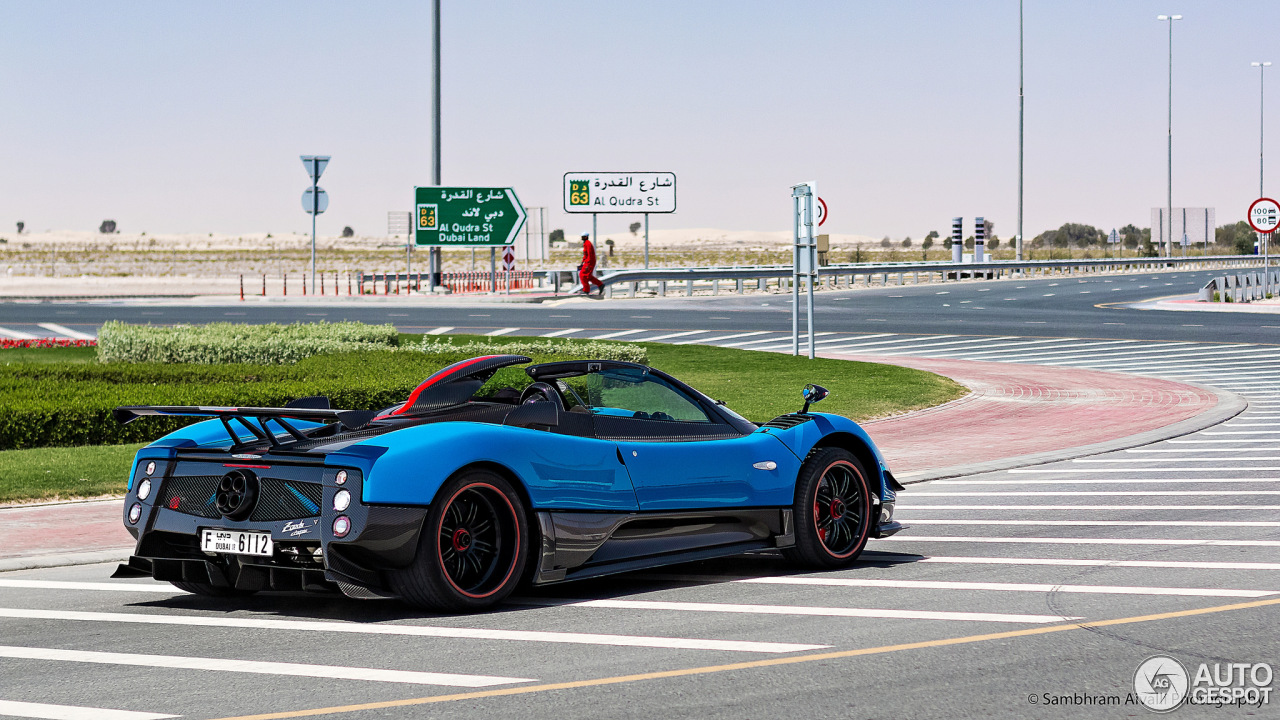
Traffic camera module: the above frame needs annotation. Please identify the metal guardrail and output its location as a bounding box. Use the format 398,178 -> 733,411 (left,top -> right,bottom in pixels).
596,254 -> 1271,297
1199,269 -> 1280,303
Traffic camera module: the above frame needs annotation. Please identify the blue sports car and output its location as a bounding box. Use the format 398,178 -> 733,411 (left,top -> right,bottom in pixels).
112,355 -> 904,612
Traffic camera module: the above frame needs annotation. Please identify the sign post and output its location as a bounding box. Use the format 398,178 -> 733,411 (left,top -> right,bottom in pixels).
564,172 -> 677,276
415,187 -> 526,294
301,156 -> 331,294
1248,197 -> 1279,297
1108,228 -> 1120,258
791,182 -> 818,359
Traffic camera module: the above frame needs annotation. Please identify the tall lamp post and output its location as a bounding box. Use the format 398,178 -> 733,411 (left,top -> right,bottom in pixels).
1016,0 -> 1024,261
429,0 -> 442,291
1256,61 -> 1273,295
1158,14 -> 1182,258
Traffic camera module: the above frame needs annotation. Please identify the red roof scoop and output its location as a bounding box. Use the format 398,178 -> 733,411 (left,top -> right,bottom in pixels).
391,354 -> 532,416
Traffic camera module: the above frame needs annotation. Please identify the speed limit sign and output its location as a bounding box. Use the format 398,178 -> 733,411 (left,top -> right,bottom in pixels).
1248,197 -> 1280,233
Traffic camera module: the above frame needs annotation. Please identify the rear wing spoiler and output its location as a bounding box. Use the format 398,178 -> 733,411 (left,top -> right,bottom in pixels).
113,397 -> 377,450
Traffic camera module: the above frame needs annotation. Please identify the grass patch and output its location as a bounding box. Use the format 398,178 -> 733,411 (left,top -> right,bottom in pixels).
1,346 -> 97,364
0,335 -> 965,502
641,343 -> 963,422
0,443 -> 145,504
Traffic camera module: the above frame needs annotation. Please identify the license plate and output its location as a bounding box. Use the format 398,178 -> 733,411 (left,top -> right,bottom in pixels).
201,529 -> 273,557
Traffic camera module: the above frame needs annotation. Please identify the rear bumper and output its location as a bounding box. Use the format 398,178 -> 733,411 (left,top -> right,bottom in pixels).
122,504 -> 428,596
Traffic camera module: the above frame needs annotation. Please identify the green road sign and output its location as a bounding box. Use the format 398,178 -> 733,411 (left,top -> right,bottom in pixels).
414,186 -> 526,247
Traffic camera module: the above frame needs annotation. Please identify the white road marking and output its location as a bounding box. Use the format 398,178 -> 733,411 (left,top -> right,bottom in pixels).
906,486 -> 1280,491
821,335 -> 966,352
0,326 -> 38,340
1200,431 -> 1280,436
0,607 -> 823,654
633,330 -> 707,342
718,333 -> 796,347
916,337 -> 1095,357
425,326 -> 454,335
0,645 -> 533,687
485,327 -> 520,336
0,700 -> 177,720
895,504 -> 1280,510
915,556 -> 1280,571
0,580 -> 180,593
736,577 -> 1278,598
1124,448 -> 1280,453
902,519 -> 1280,527
677,331 -> 770,345
1076,456 -> 1280,462
931,476 -> 1280,481
35,323 -> 96,340
589,329 -> 646,340
943,340 -> 1136,360
539,328 -> 582,337
1167,439 -> 1278,444
1001,469 -> 1280,475
532,599 -> 1079,624
884,536 -> 1280,547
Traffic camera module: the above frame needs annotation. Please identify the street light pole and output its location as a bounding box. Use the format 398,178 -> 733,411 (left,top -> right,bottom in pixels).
1016,0 -> 1024,261
1257,61 -> 1273,297
429,0 -> 442,292
1254,62 -> 1271,197
1158,14 -> 1182,258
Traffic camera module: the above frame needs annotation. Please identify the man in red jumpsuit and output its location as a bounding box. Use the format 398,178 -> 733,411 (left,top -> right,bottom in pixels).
577,232 -> 605,295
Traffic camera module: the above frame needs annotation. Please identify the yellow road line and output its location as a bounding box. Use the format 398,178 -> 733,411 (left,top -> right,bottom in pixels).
209,596 -> 1280,720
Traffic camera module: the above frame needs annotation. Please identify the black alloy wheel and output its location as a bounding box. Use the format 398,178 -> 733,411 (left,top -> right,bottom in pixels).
783,447 -> 874,568
392,470 -> 528,611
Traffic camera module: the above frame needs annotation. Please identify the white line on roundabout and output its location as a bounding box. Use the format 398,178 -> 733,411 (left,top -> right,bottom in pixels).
0,605 -> 825,654
884,536 -> 1280,547
0,700 -> 177,720
0,645 -> 534,687
913,556 -> 1280,570
734,577 -> 1279,598
515,598 -> 1081,624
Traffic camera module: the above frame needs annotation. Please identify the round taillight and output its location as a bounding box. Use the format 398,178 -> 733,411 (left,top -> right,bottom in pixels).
128,503 -> 142,524
333,489 -> 351,512
136,478 -> 152,501
335,470 -> 348,485
332,516 -> 351,538
145,461 -> 156,476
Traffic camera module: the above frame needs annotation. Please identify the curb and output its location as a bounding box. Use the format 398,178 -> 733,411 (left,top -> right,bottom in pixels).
893,379 -> 1248,484
0,549 -> 131,573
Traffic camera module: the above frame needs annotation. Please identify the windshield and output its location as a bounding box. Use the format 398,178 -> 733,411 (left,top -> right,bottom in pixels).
558,367 -> 711,422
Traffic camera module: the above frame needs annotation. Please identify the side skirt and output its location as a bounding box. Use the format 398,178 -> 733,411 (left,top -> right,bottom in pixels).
533,508 -> 793,585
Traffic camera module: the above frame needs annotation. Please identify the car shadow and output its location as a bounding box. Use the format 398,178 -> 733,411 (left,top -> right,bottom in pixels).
123,550 -> 928,622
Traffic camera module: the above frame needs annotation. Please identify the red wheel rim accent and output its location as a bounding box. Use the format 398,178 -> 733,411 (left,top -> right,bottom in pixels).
811,460 -> 870,559
435,482 -> 521,599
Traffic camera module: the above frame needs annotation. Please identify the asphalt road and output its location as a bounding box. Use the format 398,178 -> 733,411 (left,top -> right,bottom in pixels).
1,267 -> 1277,719
1,267 -> 1276,344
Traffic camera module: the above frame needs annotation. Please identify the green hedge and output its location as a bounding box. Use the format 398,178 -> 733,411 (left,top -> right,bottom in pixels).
0,351 -> 561,450
412,337 -> 647,364
97,321 -> 401,364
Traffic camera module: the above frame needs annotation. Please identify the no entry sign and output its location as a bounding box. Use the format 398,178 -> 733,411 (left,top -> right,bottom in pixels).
1248,198 -> 1280,234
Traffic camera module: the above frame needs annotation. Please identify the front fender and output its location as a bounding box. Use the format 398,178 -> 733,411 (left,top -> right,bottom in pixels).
760,413 -> 892,499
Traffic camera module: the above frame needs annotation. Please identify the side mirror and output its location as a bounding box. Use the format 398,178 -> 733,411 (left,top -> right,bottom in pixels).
800,384 -> 829,414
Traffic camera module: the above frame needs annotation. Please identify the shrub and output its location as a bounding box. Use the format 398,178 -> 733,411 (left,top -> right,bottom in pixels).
2,338 -> 96,349
413,338 -> 647,364
0,334 -> 646,449
97,321 -> 400,364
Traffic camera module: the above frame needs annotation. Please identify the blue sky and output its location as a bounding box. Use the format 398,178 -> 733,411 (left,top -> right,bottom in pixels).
0,1 -> 1274,240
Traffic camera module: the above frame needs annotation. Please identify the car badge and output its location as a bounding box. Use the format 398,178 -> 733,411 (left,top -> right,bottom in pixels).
231,454 -> 262,460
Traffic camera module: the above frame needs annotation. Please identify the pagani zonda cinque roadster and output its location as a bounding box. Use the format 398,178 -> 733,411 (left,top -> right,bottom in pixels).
113,355 -> 904,611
